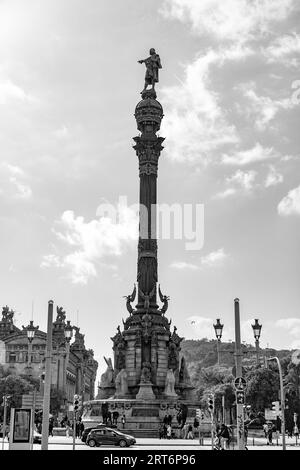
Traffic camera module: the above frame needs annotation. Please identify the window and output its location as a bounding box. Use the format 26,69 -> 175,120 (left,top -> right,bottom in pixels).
9,353 -> 16,363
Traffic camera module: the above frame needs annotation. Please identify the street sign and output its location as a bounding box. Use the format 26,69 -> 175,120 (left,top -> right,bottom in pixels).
22,393 -> 43,409
234,377 -> 247,390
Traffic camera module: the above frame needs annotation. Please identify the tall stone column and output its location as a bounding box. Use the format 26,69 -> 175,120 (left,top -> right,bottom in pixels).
133,89 -> 165,312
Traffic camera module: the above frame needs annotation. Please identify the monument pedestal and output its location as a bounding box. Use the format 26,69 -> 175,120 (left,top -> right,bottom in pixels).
136,383 -> 156,400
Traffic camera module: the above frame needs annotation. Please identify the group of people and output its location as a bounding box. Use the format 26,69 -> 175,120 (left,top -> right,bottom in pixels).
102,411 -> 126,429
214,423 -> 232,450
263,422 -> 279,445
60,416 -> 85,438
159,414 -> 173,439
159,414 -> 198,440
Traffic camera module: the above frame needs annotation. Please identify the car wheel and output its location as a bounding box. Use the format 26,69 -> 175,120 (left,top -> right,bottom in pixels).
88,439 -> 97,447
119,439 -> 127,447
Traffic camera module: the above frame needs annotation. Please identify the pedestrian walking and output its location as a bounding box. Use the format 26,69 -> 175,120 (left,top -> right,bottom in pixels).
66,420 -> 71,438
48,418 -> 54,437
219,424 -> 230,450
80,420 -> 84,438
121,414 -> 126,429
187,424 -> 194,439
267,423 -> 273,445
76,421 -> 80,438
263,423 -> 268,438
166,424 -> 172,439
183,422 -> 189,439
112,411 -> 119,426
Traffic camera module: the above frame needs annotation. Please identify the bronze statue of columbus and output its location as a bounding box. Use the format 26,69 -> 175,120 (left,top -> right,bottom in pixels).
138,48 -> 162,94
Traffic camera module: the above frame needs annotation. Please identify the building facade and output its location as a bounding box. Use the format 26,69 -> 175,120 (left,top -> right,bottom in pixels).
0,305 -> 98,412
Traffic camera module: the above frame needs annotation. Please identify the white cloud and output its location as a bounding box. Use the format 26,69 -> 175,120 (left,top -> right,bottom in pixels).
275,318 -> 300,348
264,32 -> 300,66
222,143 -> 279,166
278,185 -> 300,216
264,165 -> 284,188
170,261 -> 199,270
160,46 -> 256,163
170,248 -> 228,271
240,86 -> 295,130
226,169 -> 257,191
41,254 -> 63,269
161,0 -> 295,43
188,316 -> 215,339
214,188 -> 237,199
41,206 -> 139,284
201,248 -> 228,267
0,162 -> 32,200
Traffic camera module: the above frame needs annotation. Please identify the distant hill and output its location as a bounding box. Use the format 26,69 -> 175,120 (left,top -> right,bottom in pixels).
181,338 -> 291,385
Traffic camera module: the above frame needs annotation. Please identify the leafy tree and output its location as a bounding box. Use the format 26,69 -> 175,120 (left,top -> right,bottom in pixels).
0,374 -> 35,420
245,367 -> 280,412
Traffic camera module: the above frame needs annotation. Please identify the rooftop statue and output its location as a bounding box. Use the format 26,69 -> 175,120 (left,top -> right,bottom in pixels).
56,306 -> 66,322
138,48 -> 162,94
2,306 -> 14,323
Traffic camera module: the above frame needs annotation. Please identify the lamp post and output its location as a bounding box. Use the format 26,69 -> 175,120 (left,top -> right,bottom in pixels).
23,321 -> 39,374
63,321 -> 73,414
251,319 -> 262,366
213,318 -> 224,366
41,300 -> 54,451
234,298 -> 245,450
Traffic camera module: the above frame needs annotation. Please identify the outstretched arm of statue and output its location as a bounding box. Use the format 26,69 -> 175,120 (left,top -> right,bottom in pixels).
138,59 -> 144,64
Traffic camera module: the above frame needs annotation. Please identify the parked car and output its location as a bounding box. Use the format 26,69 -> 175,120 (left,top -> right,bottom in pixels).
81,423 -> 108,442
86,427 -> 136,448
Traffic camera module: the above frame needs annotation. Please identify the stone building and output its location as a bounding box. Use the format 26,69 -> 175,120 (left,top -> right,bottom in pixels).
0,305 -> 98,412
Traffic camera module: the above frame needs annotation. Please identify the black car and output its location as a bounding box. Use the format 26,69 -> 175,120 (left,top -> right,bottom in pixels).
86,427 -> 136,448
81,424 -> 108,442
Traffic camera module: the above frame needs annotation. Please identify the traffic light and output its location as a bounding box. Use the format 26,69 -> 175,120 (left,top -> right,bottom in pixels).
236,390 -> 245,405
272,401 -> 280,413
73,394 -> 82,413
284,392 -> 290,410
208,394 -> 214,413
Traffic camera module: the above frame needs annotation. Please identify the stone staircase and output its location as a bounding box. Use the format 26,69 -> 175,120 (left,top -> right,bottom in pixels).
122,427 -> 159,439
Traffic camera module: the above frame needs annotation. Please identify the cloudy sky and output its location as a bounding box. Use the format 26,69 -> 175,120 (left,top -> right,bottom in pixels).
1,0 -> 300,380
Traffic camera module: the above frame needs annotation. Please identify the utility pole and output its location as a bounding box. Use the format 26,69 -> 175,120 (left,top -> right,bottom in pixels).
267,357 -> 286,451
234,298 -> 245,450
41,300 -> 53,450
1,394 -> 10,450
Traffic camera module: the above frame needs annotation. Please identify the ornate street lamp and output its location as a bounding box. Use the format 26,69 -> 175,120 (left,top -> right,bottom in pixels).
63,320 -> 73,413
64,320 -> 73,343
251,319 -> 262,365
22,320 -> 39,372
213,318 -> 224,365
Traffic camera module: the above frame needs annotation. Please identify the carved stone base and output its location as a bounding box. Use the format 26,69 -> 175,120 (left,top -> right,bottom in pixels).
136,382 -> 156,400
163,392 -> 178,400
